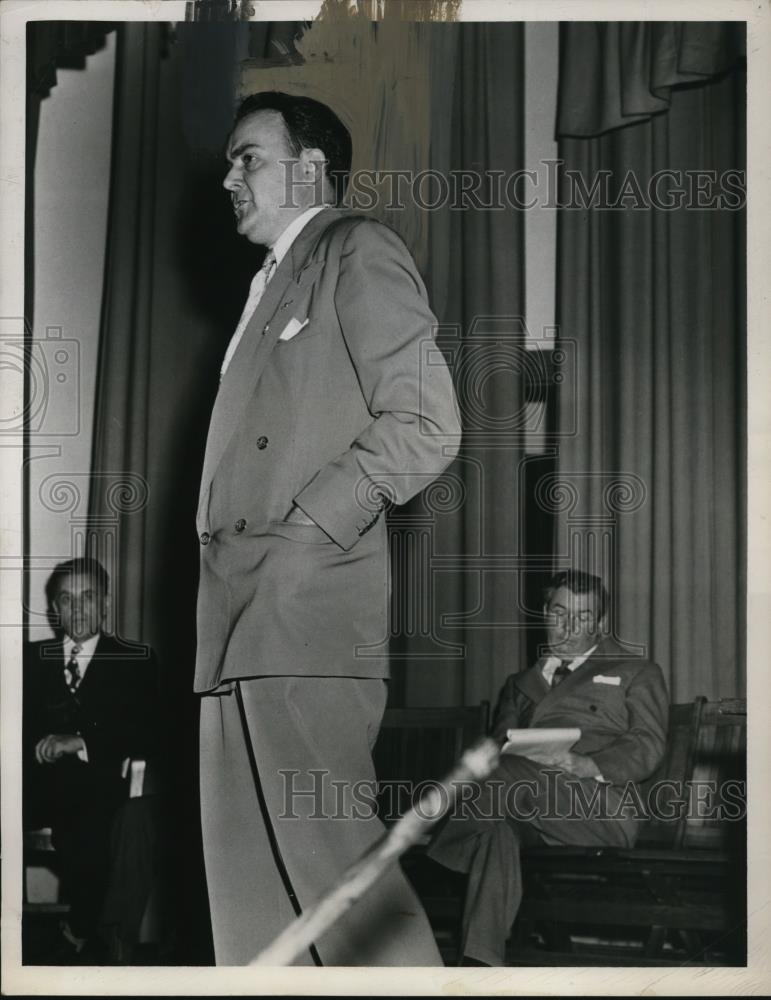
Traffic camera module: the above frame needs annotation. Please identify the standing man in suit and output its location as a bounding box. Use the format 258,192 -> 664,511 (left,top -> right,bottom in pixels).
428,569 -> 669,966
196,92 -> 460,965
24,557 -> 161,960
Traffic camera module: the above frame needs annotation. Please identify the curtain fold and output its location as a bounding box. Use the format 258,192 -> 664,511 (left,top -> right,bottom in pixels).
554,53 -> 745,701
88,23 -> 163,643
26,23 -> 116,323
558,21 -> 745,137
400,23 -> 527,708
27,21 -> 115,101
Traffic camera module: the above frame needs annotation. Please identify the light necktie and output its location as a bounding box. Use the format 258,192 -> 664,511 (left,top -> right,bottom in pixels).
220,250 -> 277,379
551,661 -> 571,687
66,644 -> 82,693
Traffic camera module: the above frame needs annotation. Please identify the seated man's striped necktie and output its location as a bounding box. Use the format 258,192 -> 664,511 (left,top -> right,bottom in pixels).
66,644 -> 82,693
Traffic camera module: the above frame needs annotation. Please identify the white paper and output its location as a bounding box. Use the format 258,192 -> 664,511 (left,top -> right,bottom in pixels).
501,726 -> 581,759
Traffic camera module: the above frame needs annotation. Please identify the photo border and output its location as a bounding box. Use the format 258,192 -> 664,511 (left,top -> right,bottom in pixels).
1,0 -> 768,994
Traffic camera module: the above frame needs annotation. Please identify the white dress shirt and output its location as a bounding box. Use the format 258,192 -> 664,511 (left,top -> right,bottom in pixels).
270,204 -> 328,267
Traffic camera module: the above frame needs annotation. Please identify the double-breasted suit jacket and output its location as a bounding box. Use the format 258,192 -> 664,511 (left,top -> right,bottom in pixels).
491,636 -> 669,789
195,208 -> 461,692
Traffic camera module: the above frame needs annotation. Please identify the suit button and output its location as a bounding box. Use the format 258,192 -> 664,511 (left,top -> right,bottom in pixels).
256,436 -> 269,450
200,532 -> 211,545
235,518 -> 246,533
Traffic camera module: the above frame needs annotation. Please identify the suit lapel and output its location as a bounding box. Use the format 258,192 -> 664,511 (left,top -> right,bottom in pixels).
197,208 -> 341,522
39,639 -> 68,697
512,659 -> 551,706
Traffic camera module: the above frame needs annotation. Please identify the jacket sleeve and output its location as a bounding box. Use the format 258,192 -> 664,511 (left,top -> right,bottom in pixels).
293,219 -> 462,549
589,661 -> 669,785
491,674 -> 528,744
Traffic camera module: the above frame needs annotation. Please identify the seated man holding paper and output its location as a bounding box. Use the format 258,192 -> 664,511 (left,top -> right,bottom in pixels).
427,569 -> 669,966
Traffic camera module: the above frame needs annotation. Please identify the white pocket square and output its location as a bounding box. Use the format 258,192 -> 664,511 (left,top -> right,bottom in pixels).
278,317 -> 309,341
593,674 -> 621,686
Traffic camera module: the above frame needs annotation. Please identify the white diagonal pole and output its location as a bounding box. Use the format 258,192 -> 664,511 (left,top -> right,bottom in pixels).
251,737 -> 501,967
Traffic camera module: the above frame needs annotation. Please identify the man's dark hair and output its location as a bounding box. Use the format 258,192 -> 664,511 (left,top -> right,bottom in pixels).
235,91 -> 352,205
543,569 -> 608,622
45,557 -> 110,606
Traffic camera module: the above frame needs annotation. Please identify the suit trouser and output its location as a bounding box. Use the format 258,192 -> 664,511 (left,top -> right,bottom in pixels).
199,675 -> 442,966
427,755 -> 639,966
51,801 -> 114,940
101,796 -> 163,946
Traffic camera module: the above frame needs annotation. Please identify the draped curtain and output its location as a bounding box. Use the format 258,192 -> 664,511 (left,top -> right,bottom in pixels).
89,23 -> 163,642
553,23 -> 746,701
558,21 -> 746,137
399,23 -> 526,707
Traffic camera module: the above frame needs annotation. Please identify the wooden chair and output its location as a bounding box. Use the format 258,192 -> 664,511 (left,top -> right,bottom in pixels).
372,697 -> 747,966
23,827 -> 69,915
511,697 -> 747,964
373,702 -> 490,827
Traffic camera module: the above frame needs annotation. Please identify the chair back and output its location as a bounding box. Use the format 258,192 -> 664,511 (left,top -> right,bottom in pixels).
633,698 -> 705,848
686,698 -> 747,850
373,703 -> 490,822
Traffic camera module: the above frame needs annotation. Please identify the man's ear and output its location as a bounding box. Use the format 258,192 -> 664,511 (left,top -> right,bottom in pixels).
299,146 -> 327,179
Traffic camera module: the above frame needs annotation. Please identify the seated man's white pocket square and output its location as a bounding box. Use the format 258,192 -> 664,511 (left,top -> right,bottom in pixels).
593,674 -> 621,686
279,317 -> 309,341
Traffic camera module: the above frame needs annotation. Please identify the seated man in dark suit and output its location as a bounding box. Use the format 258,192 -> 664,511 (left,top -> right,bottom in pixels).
427,569 -> 669,966
24,557 -> 161,961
